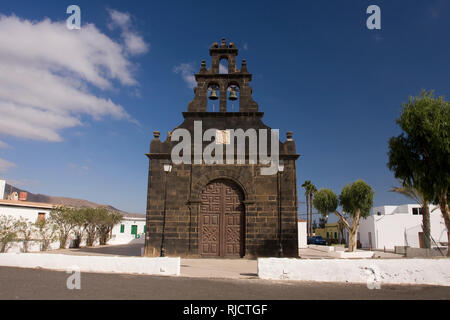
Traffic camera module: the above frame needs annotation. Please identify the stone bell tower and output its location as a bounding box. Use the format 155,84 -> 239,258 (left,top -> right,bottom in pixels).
187,38 -> 258,113
144,39 -> 300,258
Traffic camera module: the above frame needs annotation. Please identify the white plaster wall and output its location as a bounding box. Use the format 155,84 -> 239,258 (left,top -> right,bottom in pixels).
110,218 -> 146,245
297,222 -> 307,248
357,216 -> 376,249
0,180 -> 5,199
0,205 -> 147,251
0,206 -> 51,223
357,205 -> 448,250
258,258 -> 450,286
7,241 -> 60,253
0,206 -> 54,252
0,253 -> 180,276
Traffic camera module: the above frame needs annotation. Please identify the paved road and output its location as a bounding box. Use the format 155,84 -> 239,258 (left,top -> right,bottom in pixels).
1,267 -> 449,300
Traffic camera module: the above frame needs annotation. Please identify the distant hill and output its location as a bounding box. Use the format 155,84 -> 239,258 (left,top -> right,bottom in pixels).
4,183 -> 144,218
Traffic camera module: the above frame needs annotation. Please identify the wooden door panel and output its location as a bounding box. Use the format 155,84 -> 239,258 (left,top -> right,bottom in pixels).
200,180 -> 244,257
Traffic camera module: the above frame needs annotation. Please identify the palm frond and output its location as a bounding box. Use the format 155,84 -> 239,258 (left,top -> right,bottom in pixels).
389,186 -> 423,205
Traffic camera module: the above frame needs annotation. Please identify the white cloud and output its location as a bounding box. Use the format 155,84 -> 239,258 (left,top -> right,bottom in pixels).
0,141 -> 9,148
173,63 -> 197,89
0,13 -> 147,142
108,9 -> 131,29
107,9 -> 149,55
0,158 -> 16,173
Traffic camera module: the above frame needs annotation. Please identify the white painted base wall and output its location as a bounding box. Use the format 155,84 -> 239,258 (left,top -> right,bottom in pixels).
0,253 -> 180,276
328,251 -> 374,258
108,234 -> 145,245
308,244 -> 334,252
298,222 -> 307,248
258,258 -> 450,286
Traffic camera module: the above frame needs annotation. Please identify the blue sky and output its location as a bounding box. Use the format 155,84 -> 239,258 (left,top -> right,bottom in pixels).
0,0 -> 448,219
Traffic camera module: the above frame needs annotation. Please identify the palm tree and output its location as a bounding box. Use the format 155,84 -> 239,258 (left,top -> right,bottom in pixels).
390,184 -> 431,249
309,184 -> 317,235
302,181 -> 318,236
301,180 -> 312,236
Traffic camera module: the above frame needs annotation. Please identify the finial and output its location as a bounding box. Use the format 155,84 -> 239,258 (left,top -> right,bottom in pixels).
286,131 -> 293,141
199,60 -> 207,73
241,59 -> 248,73
220,38 -> 227,48
153,131 -> 160,139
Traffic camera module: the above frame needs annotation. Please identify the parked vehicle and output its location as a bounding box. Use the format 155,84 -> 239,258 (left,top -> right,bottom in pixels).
307,236 -> 327,245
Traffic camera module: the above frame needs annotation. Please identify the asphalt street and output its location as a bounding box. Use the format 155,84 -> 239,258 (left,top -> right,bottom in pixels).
1,266 -> 449,300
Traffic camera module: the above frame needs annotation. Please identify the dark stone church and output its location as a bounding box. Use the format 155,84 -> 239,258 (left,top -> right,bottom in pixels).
144,39 -> 299,258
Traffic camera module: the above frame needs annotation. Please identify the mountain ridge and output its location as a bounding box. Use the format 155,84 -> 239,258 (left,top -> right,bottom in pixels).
3,183 -> 144,218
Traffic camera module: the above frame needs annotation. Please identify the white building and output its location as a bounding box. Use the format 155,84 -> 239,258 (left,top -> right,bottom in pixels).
0,179 -> 146,251
356,204 -> 448,250
297,218 -> 307,249
109,214 -> 146,245
0,199 -> 58,252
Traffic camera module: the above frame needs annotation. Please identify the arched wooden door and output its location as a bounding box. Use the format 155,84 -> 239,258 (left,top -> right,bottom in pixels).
200,179 -> 244,257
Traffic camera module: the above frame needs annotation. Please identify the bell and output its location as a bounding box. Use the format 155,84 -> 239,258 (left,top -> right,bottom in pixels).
229,89 -> 238,101
209,90 -> 218,100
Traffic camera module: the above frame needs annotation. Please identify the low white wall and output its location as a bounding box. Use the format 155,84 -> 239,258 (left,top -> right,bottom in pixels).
108,234 -> 145,245
6,241 -> 60,253
258,258 -> 450,286
308,245 -> 334,252
0,253 -> 180,276
328,251 -> 374,258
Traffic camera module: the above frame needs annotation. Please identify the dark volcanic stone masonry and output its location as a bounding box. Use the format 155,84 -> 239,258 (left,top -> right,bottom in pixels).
144,39 -> 300,258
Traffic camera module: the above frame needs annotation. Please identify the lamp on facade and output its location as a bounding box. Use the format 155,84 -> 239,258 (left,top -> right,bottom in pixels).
160,160 -> 172,257
278,160 -> 285,258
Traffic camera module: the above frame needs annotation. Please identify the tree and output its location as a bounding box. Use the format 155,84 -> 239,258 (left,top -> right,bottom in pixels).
301,181 -> 312,236
388,90 -> 449,255
302,181 -> 317,236
95,209 -> 123,245
390,184 -> 431,248
71,208 -> 86,248
309,183 -> 317,235
312,220 -> 318,231
35,218 -> 58,251
318,216 -> 328,229
81,207 -> 99,247
50,206 -> 79,249
337,220 -> 346,245
0,215 -> 20,253
313,180 -> 374,252
16,218 -> 36,253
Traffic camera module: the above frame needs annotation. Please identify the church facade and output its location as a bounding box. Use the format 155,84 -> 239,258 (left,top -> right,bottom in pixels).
144,39 -> 300,258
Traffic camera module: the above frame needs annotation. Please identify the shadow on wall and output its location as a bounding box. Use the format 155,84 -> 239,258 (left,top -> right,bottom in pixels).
71,243 -> 144,257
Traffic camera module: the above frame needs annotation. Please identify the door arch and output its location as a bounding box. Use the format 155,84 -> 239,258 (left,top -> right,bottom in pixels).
199,179 -> 245,257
